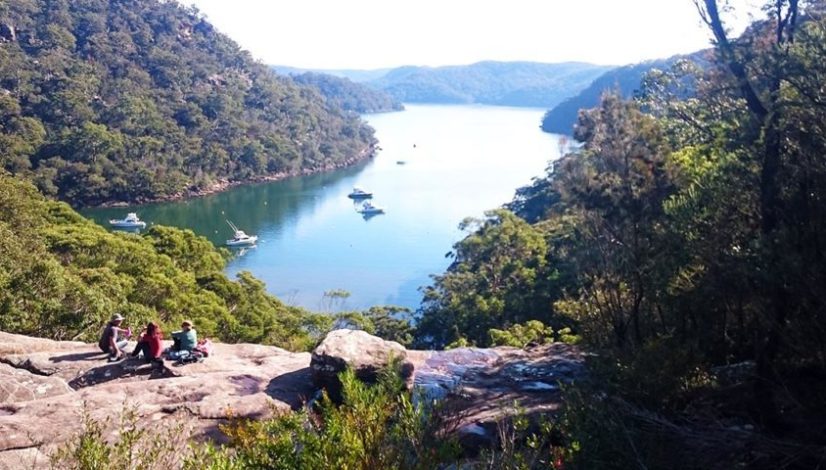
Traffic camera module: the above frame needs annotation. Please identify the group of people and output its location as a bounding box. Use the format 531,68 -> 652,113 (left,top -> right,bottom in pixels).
98,313 -> 197,363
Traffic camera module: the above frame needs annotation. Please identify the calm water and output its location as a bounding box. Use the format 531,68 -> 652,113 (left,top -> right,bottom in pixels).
83,104 -> 563,311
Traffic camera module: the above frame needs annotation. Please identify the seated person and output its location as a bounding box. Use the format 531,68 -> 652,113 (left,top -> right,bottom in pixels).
131,322 -> 163,363
167,320 -> 197,359
98,314 -> 130,361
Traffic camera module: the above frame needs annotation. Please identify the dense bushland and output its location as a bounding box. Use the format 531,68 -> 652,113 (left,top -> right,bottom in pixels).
417,2 -> 826,466
0,0 -> 375,206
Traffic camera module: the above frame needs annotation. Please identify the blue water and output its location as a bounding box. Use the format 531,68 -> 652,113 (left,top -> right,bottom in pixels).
83,104 -> 563,311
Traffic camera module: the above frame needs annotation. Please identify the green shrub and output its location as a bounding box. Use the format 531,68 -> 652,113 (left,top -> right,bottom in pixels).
198,365 -> 461,470
50,406 -> 189,470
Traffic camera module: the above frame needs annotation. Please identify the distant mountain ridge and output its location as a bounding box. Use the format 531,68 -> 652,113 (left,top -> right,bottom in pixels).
274,66 -> 393,83
541,50 -> 712,135
275,61 -> 614,109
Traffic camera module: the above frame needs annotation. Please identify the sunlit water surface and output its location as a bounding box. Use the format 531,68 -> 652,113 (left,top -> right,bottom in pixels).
84,104 -> 564,311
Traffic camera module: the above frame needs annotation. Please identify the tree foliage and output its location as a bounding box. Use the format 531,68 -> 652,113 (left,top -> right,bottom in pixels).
0,172 -> 316,349
418,3 -> 826,463
417,209 -> 552,347
289,72 -> 403,114
0,0 -> 376,206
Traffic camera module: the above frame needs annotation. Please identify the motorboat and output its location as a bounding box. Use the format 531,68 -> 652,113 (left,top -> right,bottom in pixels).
357,201 -> 385,215
225,220 -> 258,247
347,187 -> 373,199
109,212 -> 147,229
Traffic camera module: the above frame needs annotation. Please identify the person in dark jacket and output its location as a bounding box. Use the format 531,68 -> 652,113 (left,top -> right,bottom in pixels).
131,322 -> 163,363
98,314 -> 129,361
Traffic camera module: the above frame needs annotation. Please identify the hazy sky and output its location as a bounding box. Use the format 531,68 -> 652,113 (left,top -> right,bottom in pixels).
184,0 -> 761,69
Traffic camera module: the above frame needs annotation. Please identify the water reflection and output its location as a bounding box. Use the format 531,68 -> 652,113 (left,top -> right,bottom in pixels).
83,104 -> 562,310
82,160 -> 371,247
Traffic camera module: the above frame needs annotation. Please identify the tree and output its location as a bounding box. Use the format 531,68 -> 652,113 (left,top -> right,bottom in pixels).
417,209 -> 550,347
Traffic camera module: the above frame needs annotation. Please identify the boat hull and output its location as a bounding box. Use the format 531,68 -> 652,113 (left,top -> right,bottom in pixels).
109,221 -> 146,229
226,237 -> 258,247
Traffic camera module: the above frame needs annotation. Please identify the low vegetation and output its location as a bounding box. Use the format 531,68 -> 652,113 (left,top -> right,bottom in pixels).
52,366 -> 565,470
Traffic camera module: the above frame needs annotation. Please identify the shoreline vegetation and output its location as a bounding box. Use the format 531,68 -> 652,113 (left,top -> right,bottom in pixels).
96,143 -> 376,208
0,0 -> 377,208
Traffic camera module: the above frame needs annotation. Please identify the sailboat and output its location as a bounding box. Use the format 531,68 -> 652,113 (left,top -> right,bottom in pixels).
225,220 -> 258,247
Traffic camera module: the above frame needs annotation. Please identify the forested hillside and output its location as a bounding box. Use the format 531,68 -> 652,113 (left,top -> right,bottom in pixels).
370,61 -> 613,108
0,172 -> 324,349
279,61 -> 614,108
0,0 -> 375,206
288,72 -> 403,113
540,50 -> 710,134
417,2 -> 826,467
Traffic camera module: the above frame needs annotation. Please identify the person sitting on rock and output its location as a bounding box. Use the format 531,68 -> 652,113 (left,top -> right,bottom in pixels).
130,322 -> 163,363
98,314 -> 130,362
167,320 -> 197,360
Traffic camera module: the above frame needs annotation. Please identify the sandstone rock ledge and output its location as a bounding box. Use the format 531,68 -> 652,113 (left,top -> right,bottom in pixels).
0,330 -> 586,468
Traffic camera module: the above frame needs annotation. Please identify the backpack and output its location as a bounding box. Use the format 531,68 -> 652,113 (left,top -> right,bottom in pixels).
194,338 -> 214,357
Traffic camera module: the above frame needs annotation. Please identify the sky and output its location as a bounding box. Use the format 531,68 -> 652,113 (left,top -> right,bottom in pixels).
183,0 -> 762,70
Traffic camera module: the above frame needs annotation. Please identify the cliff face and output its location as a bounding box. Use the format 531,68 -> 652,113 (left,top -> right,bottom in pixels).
0,330 -> 585,468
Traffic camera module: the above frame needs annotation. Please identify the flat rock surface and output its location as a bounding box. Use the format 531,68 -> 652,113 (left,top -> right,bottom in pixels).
0,331 -> 314,468
0,329 -> 586,467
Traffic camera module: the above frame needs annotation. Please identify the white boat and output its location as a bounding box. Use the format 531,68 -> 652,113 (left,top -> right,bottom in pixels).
109,212 -> 147,229
225,220 -> 258,247
347,187 -> 373,199
357,201 -> 385,215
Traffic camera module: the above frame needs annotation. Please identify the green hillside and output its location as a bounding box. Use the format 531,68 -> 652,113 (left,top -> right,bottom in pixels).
541,50 -> 711,135
0,0 -> 375,207
368,61 -> 612,108
0,172 -> 318,349
288,72 -> 403,113
275,61 -> 613,108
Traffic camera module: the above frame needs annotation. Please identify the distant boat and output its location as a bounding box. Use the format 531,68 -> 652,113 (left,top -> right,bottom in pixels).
109,212 -> 146,229
396,160 -> 407,165
347,187 -> 373,199
357,201 -> 385,215
225,220 -> 258,247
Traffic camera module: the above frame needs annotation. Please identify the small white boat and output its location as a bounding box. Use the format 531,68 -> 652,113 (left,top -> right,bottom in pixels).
357,201 -> 385,215
109,212 -> 147,229
225,220 -> 258,247
347,187 -> 373,199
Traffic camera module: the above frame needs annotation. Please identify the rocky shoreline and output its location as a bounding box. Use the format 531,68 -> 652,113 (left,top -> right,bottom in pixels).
98,144 -> 377,208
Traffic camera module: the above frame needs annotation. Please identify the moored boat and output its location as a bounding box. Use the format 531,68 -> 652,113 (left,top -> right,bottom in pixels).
225,220 -> 258,247
347,187 -> 373,199
109,212 -> 147,229
357,201 -> 385,215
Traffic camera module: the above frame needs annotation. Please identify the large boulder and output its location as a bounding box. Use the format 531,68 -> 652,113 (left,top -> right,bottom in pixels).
311,329 -> 414,401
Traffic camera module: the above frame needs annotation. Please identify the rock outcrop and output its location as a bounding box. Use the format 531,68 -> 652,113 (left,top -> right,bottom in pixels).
0,331 -> 313,470
0,329 -> 586,468
0,24 -> 15,43
311,329 -> 414,401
